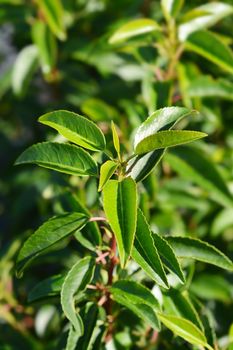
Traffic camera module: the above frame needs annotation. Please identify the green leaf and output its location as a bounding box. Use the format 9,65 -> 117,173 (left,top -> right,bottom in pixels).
152,233 -> 185,283
32,19 -> 57,75
16,212 -> 88,277
98,160 -> 118,191
179,2 -> 233,41
133,106 -> 194,151
111,121 -> 121,160
126,149 -> 165,182
109,18 -> 160,44
211,208 -> 233,237
66,326 -> 80,350
15,142 -> 98,176
158,313 -> 212,349
187,76 -> 233,100
28,274 -> 65,302
39,110 -> 106,152
81,98 -> 118,122
61,257 -> 95,335
166,146 -> 233,207
163,288 -> 203,330
103,178 -> 137,267
12,45 -> 39,97
111,280 -> 161,330
166,236 -> 233,271
135,130 -> 207,154
37,0 -> 66,40
186,30 -> 233,74
161,0 -> 184,19
132,209 -> 169,288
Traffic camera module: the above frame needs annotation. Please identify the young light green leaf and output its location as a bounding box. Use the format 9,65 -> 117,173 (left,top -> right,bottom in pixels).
15,142 -> 98,176
163,288 -> 203,330
32,19 -> 57,74
103,178 -> 137,267
39,110 -> 106,151
166,236 -> 233,271
126,149 -> 165,182
179,2 -> 233,41
158,313 -> 212,349
16,212 -> 88,277
109,18 -> 160,44
28,274 -> 65,302
187,76 -> 233,100
66,326 -> 80,350
98,160 -> 118,191
161,0 -> 184,19
132,209 -> 169,288
135,130 -> 207,154
133,107 -> 195,151
111,280 -> 161,330
211,208 -> 233,237
111,121 -> 121,160
61,257 -> 95,335
166,146 -> 233,207
12,45 -> 39,97
37,0 -> 66,40
186,30 -> 233,74
152,233 -> 185,283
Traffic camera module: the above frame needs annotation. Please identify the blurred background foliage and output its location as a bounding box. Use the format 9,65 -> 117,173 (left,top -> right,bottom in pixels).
0,0 -> 233,349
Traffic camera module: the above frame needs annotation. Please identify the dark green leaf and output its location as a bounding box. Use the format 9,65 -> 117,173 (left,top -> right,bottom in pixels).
61,257 -> 95,334
28,274 -> 65,302
166,236 -> 233,270
103,178 -> 137,267
132,209 -> 168,288
15,142 -> 98,176
16,212 -> 88,276
111,280 -> 161,330
39,110 -> 106,151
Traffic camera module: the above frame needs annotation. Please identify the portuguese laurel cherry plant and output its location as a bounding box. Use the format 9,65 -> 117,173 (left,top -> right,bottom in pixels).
15,107 -> 233,349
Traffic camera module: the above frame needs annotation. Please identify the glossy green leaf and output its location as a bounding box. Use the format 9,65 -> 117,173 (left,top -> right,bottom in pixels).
28,274 -> 65,302
134,107 -> 194,151
132,209 -> 168,288
190,274 -> 232,303
158,313 -> 212,349
32,19 -> 57,74
103,178 -> 137,267
163,288 -> 203,329
37,0 -> 66,40
135,130 -> 207,154
152,233 -> 185,283
126,149 -> 165,182
109,18 -> 160,44
111,121 -> 121,160
179,2 -> 233,41
187,76 -> 233,100
15,142 -> 98,176
39,110 -> 106,151
16,212 -> 88,277
186,30 -> 233,74
61,257 -> 95,335
161,0 -> 184,19
166,236 -> 233,271
111,280 -> 160,330
12,45 -> 39,97
98,160 -> 118,191
166,146 -> 233,207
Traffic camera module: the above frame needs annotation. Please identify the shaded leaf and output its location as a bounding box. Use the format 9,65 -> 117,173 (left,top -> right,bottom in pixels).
39,110 -> 106,151
15,142 -> 98,176
61,257 -> 95,334
16,212 -> 88,276
132,209 -> 168,288
186,30 -> 233,74
166,236 -> 233,270
28,274 -> 65,302
111,280 -> 160,330
187,76 -> 233,100
109,18 -> 160,44
98,160 -> 118,191
103,178 -> 137,267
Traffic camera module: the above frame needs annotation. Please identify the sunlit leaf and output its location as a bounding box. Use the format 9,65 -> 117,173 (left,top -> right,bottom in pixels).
98,160 -> 118,191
